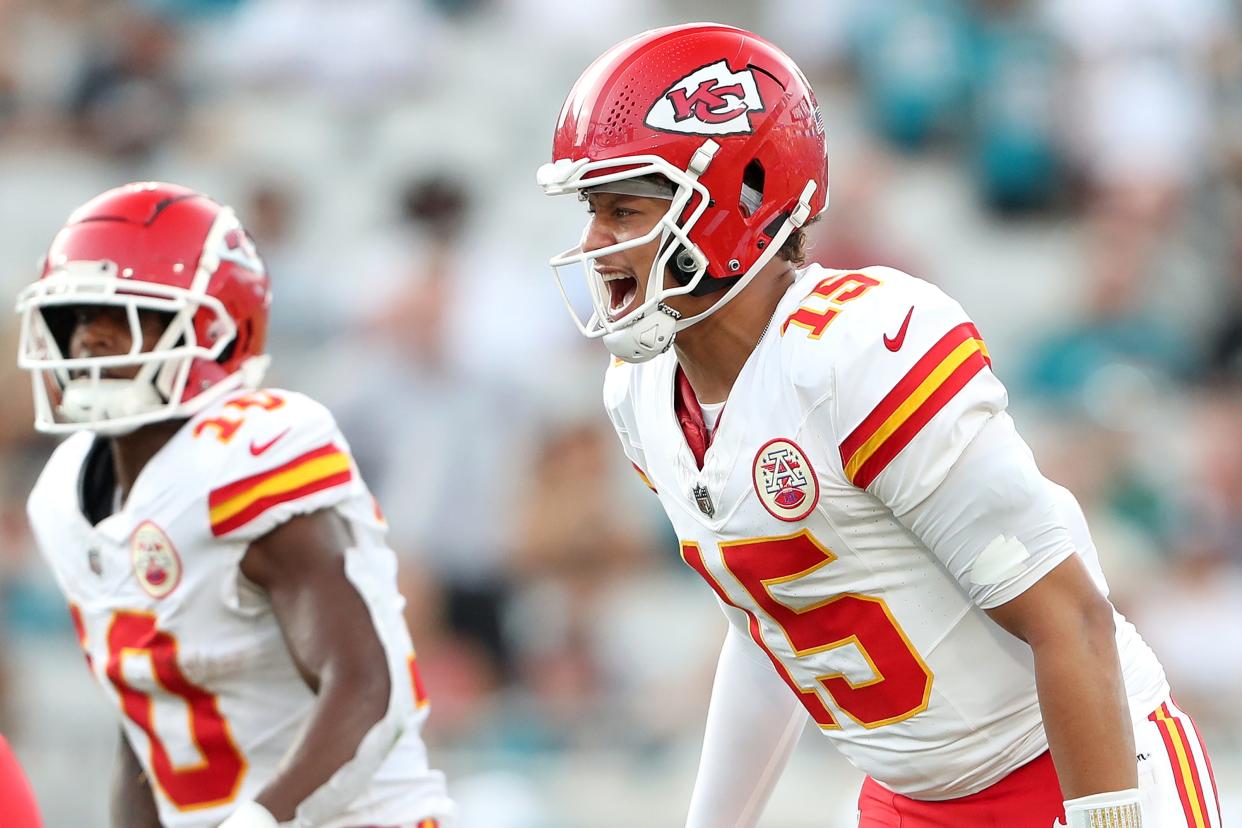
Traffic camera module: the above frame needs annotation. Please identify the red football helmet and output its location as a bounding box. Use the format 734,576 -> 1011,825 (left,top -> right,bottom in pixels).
537,22 -> 828,362
16,182 -> 271,434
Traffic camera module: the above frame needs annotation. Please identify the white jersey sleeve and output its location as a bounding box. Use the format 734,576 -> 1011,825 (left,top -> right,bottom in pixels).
603,356 -> 659,493
826,268 -> 1007,514
686,623 -> 807,828
819,268 -> 1069,607
894,413 -> 1079,608
204,391 -> 368,544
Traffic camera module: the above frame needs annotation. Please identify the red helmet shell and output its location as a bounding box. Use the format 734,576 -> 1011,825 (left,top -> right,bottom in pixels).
550,23 -> 828,279
40,182 -> 270,403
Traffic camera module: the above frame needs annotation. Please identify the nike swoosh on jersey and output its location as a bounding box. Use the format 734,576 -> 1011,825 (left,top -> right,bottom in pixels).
883,306 -> 915,352
249,427 -> 291,456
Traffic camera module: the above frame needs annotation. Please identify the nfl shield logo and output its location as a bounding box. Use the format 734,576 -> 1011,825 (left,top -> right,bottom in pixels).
693,484 -> 715,517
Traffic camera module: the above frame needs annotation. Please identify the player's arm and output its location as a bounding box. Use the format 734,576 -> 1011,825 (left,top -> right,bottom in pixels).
226,508 -> 396,825
986,556 -> 1137,796
111,728 -> 160,828
896,415 -> 1141,824
827,283 -> 1141,824
685,617 -> 808,828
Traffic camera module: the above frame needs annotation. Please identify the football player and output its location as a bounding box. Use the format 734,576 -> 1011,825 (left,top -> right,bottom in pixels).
15,183 -> 454,828
537,23 -> 1221,828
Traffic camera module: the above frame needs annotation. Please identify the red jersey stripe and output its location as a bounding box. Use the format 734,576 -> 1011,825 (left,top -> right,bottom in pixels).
849,349 -> 989,489
840,322 -> 985,464
210,469 -> 352,537
208,443 -> 342,508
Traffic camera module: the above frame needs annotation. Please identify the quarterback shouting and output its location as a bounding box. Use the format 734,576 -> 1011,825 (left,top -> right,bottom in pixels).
16,183 -> 454,828
538,23 -> 1220,828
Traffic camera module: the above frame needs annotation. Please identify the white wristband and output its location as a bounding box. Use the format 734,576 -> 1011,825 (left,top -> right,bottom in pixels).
1058,789 -> 1143,828
217,800 -> 281,828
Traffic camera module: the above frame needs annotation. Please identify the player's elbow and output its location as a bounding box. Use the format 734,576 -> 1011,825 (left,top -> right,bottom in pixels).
1076,589 -> 1118,654
1028,586 -> 1116,654
323,654 -> 393,725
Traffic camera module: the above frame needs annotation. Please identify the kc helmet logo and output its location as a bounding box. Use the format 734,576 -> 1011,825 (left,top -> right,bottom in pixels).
646,60 -> 766,136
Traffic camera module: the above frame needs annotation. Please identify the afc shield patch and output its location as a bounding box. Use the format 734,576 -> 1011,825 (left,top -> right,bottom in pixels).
130,521 -> 182,599
752,438 -> 819,522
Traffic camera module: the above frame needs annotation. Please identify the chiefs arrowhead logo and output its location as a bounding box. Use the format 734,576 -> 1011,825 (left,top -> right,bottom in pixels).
646,60 -> 765,136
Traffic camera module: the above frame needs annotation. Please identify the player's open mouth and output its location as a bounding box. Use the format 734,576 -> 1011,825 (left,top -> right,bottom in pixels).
603,272 -> 638,319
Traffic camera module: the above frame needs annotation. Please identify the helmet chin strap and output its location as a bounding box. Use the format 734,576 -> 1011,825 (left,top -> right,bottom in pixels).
602,303 -> 681,363
606,180 -> 819,364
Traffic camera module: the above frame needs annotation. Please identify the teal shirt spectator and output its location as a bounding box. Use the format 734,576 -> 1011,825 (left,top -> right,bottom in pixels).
849,0 -> 975,151
967,8 -> 1062,212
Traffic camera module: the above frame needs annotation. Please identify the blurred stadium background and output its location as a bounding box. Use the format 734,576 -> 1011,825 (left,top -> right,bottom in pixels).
1,0 -> 1240,825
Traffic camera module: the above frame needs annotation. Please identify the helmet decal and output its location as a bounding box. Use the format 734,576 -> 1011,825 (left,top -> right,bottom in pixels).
645,60 -> 767,136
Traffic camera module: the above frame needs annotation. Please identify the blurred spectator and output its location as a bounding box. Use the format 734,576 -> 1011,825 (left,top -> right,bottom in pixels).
143,0 -> 247,19
1045,0 -> 1234,196
1045,0 -> 1238,341
848,0 -> 974,151
239,178 -> 331,353
1131,546 -> 1242,743
0,1 -> 17,136
67,3 -> 186,163
1206,175 -> 1242,383
967,0 -> 1063,213
1178,390 -> 1242,564
804,146 -> 920,273
505,415 -> 717,754
1021,296 -> 1195,404
218,0 -> 447,107
329,174 -> 531,688
505,419 -> 653,743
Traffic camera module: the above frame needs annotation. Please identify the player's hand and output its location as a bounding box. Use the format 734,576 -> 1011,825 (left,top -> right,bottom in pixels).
217,801 -> 280,828
1054,788 -> 1143,827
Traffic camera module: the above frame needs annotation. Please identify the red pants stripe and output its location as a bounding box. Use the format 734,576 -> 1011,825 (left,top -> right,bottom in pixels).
1149,699 -> 1221,828
1186,711 -> 1222,823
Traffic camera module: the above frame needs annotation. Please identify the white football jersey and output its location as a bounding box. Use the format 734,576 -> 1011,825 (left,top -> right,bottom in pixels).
605,265 -> 1168,799
27,389 -> 453,828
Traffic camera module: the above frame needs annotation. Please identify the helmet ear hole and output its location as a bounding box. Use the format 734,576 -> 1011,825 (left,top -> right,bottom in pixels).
741,159 -> 765,218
